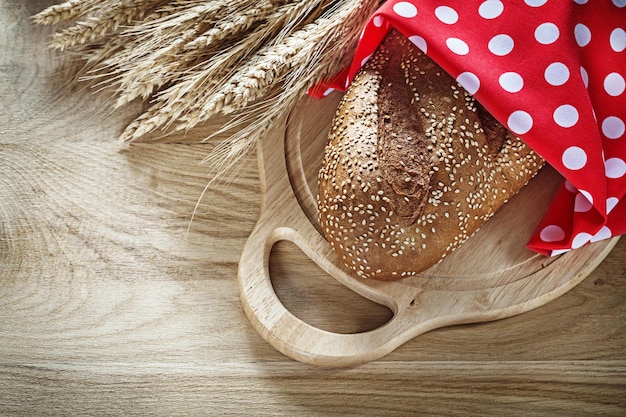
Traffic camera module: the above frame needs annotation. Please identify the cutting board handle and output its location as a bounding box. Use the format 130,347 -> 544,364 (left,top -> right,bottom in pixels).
238,197 -> 452,367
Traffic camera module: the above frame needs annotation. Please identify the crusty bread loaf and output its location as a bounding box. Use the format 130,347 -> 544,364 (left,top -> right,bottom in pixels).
317,30 -> 544,281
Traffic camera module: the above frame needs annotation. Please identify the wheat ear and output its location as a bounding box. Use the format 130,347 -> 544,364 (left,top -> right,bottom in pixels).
99,0 -> 241,105
48,1 -> 165,50
174,0 -> 368,131
31,0 -> 93,25
166,0 -> 329,132
197,0 -> 381,184
183,0 -> 278,50
33,0 -> 383,187
116,0 -> 326,142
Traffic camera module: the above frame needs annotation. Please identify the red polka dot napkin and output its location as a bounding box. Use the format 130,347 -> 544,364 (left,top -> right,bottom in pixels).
310,0 -> 626,256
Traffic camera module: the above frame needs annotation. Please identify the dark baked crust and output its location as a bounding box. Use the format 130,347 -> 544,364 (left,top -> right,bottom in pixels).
377,54 -> 432,224
317,30 -> 544,280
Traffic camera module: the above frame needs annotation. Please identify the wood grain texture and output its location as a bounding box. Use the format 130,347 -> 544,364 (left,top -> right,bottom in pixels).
1,1 -> 625,415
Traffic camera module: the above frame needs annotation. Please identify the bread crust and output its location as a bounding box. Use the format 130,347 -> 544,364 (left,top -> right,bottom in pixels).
317,30 -> 544,280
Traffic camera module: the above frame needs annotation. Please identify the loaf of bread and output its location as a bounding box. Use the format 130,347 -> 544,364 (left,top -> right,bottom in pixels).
317,30 -> 544,281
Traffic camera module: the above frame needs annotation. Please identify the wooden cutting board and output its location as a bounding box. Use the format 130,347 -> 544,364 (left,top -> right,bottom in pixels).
238,93 -> 619,367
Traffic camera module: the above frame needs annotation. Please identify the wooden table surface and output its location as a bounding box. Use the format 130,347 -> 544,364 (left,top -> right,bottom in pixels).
2,1 -> 625,415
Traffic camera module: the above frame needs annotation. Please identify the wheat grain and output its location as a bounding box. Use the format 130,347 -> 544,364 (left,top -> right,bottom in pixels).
46,0 -> 170,50
49,15 -> 118,50
184,0 -> 277,50
52,0 -> 209,59
31,0 -> 93,25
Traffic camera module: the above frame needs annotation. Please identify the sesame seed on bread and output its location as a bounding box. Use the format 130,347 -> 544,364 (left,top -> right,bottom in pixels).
317,30 -> 544,281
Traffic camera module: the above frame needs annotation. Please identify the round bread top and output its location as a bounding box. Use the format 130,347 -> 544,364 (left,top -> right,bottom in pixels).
317,31 -> 543,281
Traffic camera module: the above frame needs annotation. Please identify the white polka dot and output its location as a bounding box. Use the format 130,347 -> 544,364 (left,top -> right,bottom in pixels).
574,191 -> 593,212
572,232 -> 592,249
544,62 -> 570,86
564,180 -> 578,193
591,226 -> 613,243
535,22 -> 560,44
540,225 -> 565,242
602,116 -> 625,139
551,248 -> 571,256
488,34 -> 514,56
446,38 -> 469,55
372,15 -> 385,27
580,189 -> 593,205
499,72 -> 523,93
540,225 -> 567,243
574,0 -> 588,4
575,23 -> 591,47
580,66 -> 589,88
610,28 -> 626,52
456,72 -> 480,95
553,105 -> 579,128
393,2 -> 418,18
612,0 -> 626,7
605,157 -> 626,178
408,35 -> 427,52
562,146 -> 587,170
607,197 -> 619,213
525,0 -> 547,6
435,6 -> 458,24
604,72 -> 625,96
478,0 -> 504,19
507,110 -> 533,135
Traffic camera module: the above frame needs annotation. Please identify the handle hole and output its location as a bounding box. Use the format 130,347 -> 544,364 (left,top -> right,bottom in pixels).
269,240 -> 393,334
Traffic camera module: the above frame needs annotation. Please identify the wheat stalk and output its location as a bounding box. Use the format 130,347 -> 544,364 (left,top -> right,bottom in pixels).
171,1 -> 320,122
31,0 -> 94,25
176,0 -> 375,131
184,0 -> 282,50
159,0 -> 330,129
194,0 -> 381,184
34,0 -> 383,185
93,0 -> 246,105
117,0 -> 332,141
48,0 -> 165,50
117,42 -> 249,142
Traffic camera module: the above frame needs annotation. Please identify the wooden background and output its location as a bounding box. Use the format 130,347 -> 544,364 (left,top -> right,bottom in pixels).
1,1 -> 625,415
